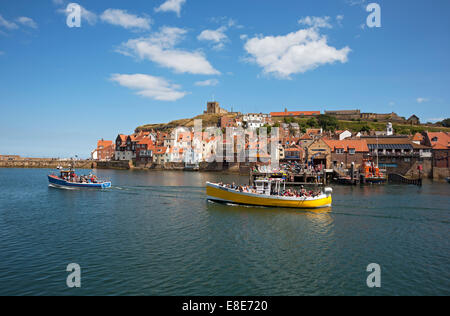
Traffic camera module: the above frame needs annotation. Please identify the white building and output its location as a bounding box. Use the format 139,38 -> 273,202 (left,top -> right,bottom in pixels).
242,113 -> 271,129
338,130 -> 352,140
386,122 -> 393,136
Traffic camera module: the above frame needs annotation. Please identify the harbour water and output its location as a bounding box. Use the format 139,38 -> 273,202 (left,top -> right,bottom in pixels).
0,168 -> 448,295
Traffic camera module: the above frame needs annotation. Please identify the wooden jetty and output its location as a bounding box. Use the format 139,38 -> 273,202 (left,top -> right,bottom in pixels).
388,173 -> 422,186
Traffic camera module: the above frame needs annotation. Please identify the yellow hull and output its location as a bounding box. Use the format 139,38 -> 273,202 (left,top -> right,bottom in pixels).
206,182 -> 332,209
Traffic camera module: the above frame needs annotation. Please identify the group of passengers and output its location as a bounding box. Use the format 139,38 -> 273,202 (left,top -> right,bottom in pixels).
217,182 -> 257,194
61,172 -> 98,184
280,186 -> 321,198
216,182 -> 321,198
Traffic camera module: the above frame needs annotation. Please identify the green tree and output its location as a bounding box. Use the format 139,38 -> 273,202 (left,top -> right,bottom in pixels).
439,118 -> 450,127
306,117 -> 319,128
317,115 -> 338,131
360,124 -> 371,133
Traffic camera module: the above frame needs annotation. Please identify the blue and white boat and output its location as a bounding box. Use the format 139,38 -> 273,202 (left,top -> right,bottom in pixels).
48,169 -> 111,189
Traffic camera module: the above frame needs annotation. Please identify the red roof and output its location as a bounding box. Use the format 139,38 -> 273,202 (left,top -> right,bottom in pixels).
137,138 -> 154,148
306,128 -> 322,135
97,140 -> 113,149
271,111 -> 320,117
323,139 -> 369,152
426,132 -> 450,149
412,132 -> 424,142
300,133 -> 312,140
285,145 -> 304,152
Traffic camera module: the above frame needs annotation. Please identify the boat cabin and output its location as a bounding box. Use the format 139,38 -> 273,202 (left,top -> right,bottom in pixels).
254,179 -> 286,196
59,170 -> 75,179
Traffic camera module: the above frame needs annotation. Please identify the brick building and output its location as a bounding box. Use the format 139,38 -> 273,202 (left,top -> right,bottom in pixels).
93,139 -> 115,161
422,132 -> 450,169
323,139 -> 369,169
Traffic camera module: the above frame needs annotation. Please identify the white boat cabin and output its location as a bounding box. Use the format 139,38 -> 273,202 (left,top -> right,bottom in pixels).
254,179 -> 286,196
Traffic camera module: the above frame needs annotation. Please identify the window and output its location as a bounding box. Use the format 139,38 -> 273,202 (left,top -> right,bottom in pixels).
349,148 -> 356,155
336,148 -> 344,154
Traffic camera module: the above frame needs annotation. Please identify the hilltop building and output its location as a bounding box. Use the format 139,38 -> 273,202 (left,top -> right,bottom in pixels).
407,115 -> 420,125
271,108 -> 320,118
325,109 -> 406,123
204,101 -> 228,114
324,110 -> 361,120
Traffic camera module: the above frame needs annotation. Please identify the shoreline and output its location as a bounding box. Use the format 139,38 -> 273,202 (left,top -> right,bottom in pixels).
0,159 -> 248,174
1,159 -> 448,180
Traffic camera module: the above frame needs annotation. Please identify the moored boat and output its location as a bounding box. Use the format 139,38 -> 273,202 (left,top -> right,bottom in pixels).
446,177 -> 450,184
360,159 -> 387,184
206,179 -> 332,209
48,169 -> 111,189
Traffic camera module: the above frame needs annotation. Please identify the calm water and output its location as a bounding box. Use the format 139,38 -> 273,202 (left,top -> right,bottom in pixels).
0,168 -> 449,296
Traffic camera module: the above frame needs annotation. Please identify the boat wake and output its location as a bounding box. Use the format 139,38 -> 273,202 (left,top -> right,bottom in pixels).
48,184 -> 79,190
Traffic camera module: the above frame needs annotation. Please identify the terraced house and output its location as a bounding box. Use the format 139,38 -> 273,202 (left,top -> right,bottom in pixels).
323,139 -> 369,169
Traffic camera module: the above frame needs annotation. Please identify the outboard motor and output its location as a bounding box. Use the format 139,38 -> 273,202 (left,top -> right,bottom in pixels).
324,187 -> 333,196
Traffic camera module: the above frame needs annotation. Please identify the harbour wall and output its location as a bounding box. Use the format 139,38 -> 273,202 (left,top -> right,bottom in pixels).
433,167 -> 449,180
0,159 -> 95,169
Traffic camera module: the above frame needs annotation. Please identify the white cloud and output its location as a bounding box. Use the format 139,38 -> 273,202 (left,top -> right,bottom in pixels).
0,14 -> 19,30
198,17 -> 240,50
117,26 -> 220,75
244,27 -> 351,79
198,26 -> 228,50
78,6 -> 97,25
155,0 -> 186,18
16,17 -> 38,29
417,97 -> 429,103
336,15 -> 344,26
346,0 -> 368,7
298,16 -> 332,29
195,79 -> 219,86
110,73 -> 188,101
100,9 -> 151,30
426,117 -> 444,123
198,27 -> 227,43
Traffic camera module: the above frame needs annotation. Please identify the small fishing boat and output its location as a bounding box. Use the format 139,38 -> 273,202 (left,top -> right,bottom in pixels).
48,169 -> 111,189
446,177 -> 450,184
206,179 -> 332,209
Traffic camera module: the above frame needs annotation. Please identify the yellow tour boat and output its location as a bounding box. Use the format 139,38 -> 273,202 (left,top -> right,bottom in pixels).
206,179 -> 332,209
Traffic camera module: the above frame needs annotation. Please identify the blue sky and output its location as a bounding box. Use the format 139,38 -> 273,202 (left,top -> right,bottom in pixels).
0,0 -> 449,157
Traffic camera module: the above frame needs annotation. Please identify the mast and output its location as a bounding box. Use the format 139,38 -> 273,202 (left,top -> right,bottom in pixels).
376,136 -> 379,168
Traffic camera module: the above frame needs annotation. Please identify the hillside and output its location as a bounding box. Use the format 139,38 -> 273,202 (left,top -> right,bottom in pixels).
272,117 -> 450,134
135,113 -> 237,132
136,114 -> 450,134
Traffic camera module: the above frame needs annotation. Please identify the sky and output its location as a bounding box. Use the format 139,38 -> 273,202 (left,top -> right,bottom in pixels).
0,0 -> 449,158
